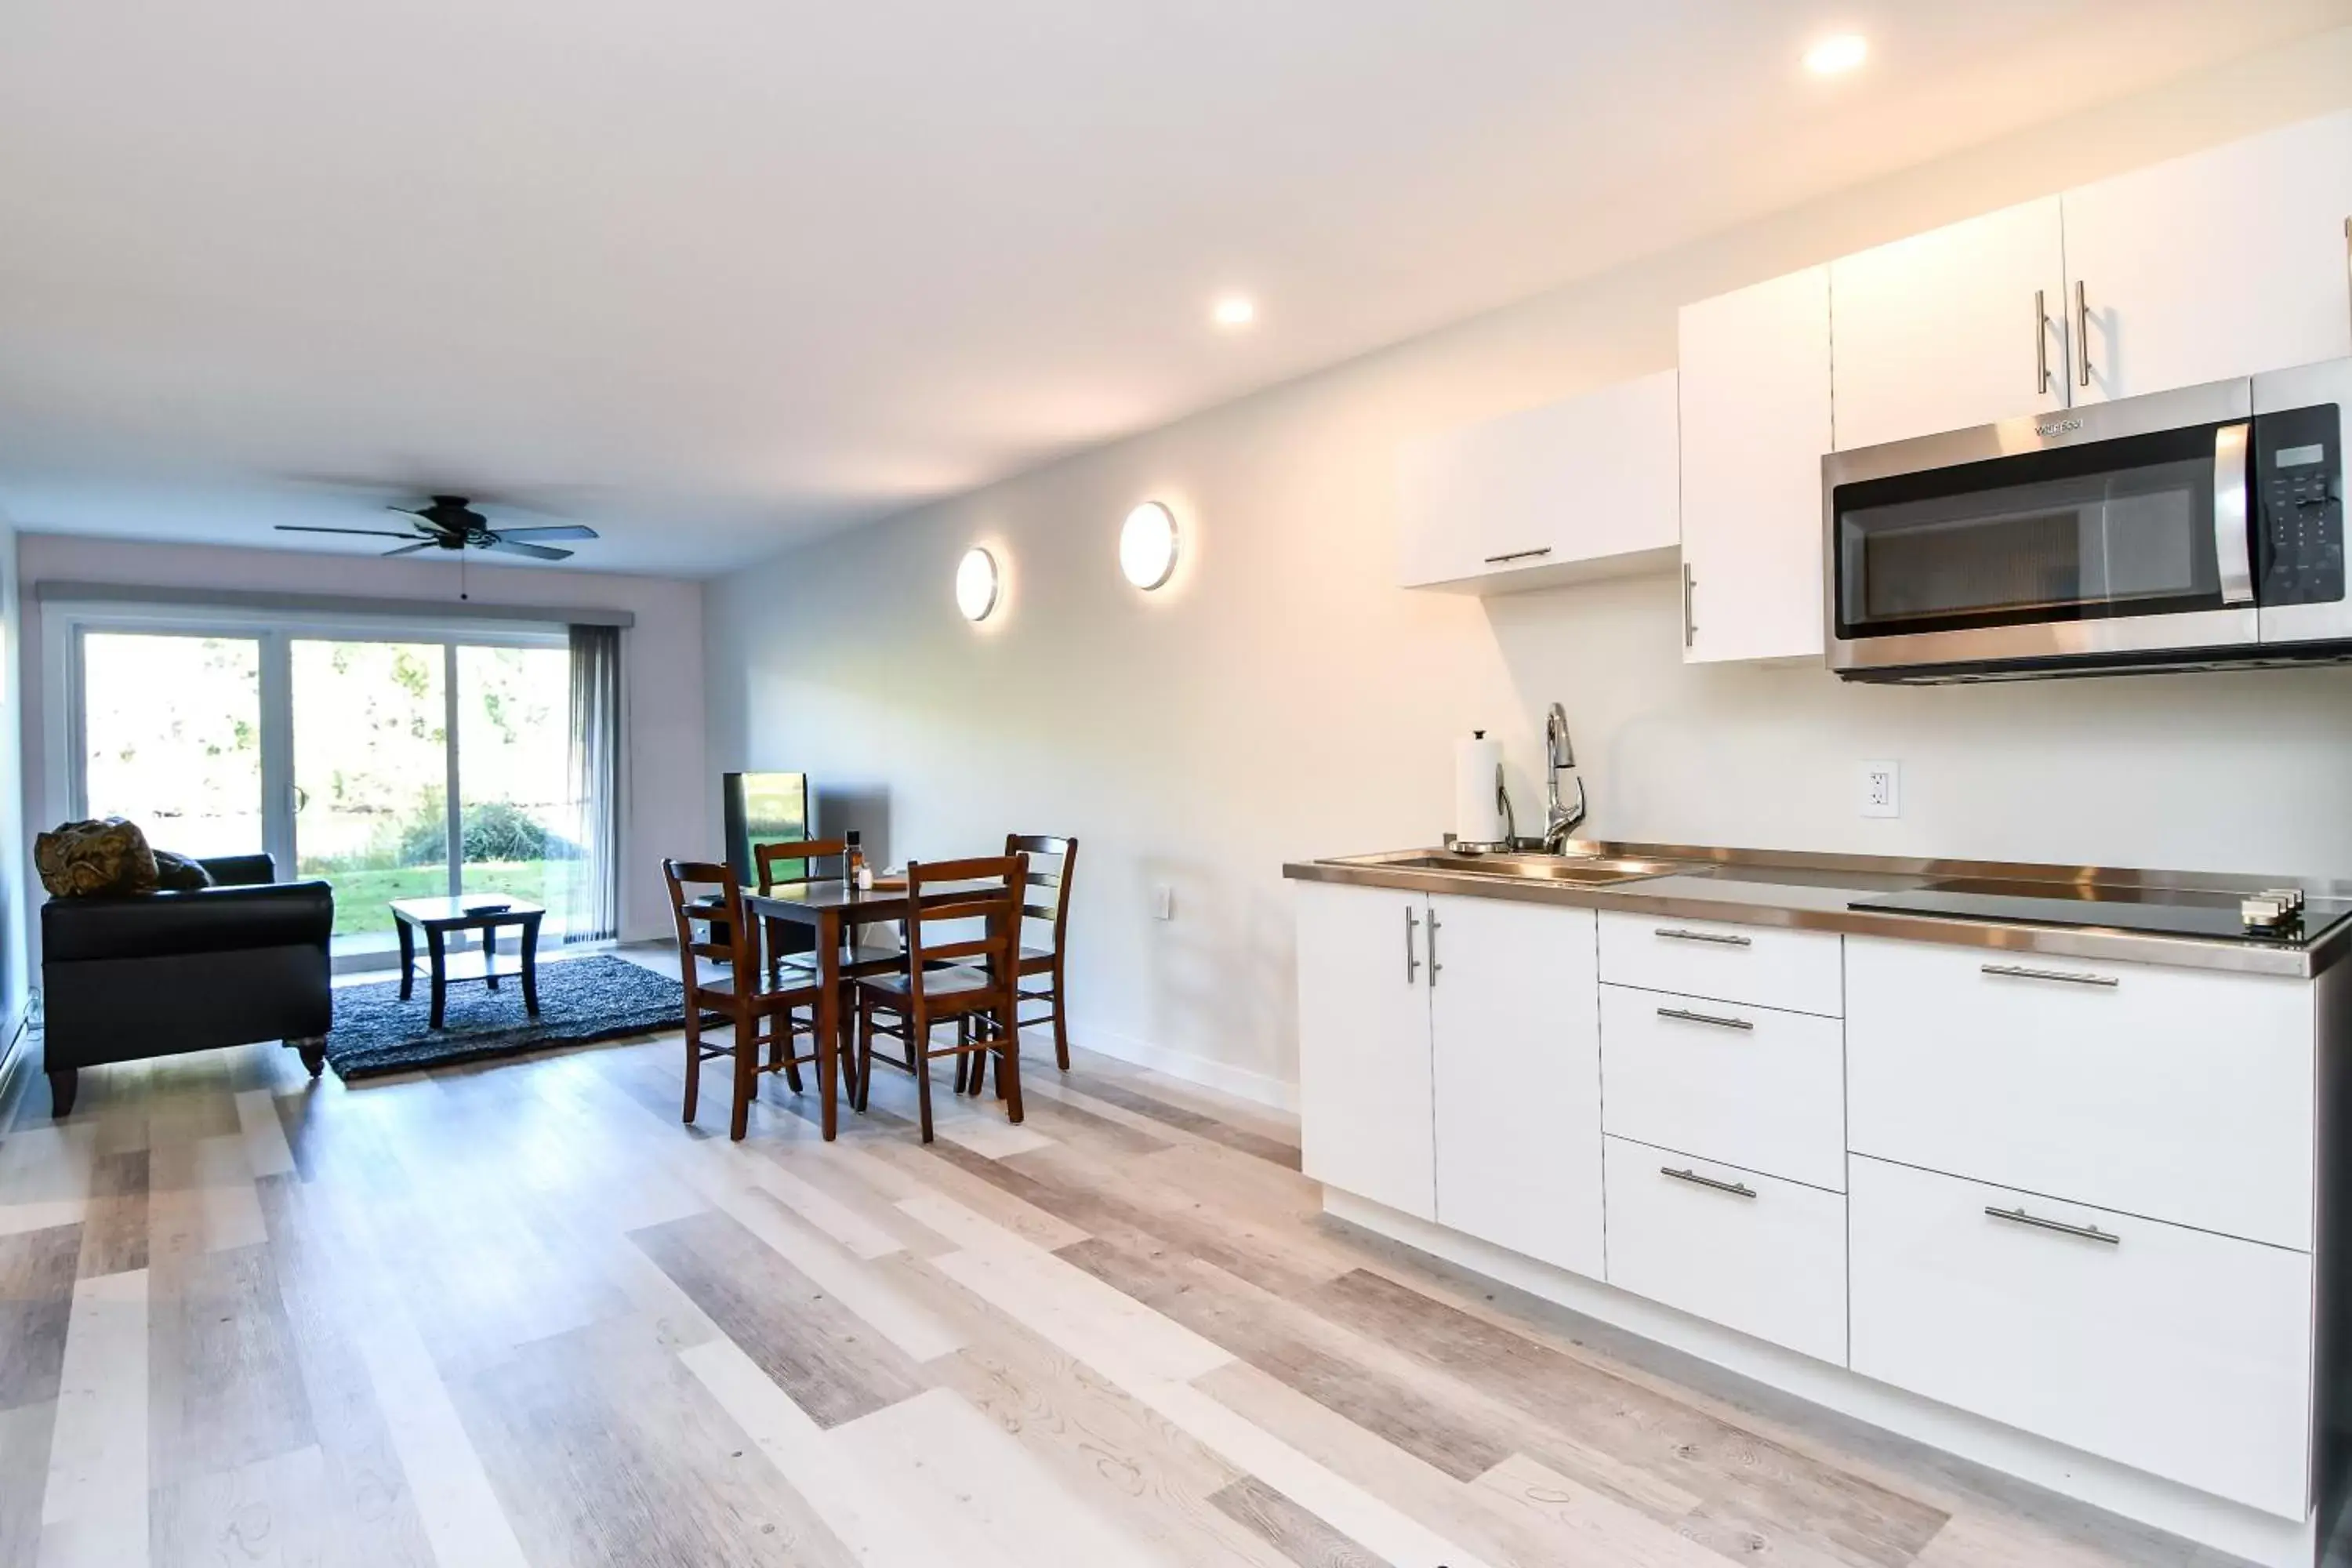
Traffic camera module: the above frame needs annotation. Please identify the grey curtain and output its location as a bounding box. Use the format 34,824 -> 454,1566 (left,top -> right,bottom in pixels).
564,624 -> 622,942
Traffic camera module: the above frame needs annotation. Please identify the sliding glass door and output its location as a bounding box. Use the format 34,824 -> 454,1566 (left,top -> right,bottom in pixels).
291,641 -> 451,942
69,617 -> 611,966
78,633 -> 264,858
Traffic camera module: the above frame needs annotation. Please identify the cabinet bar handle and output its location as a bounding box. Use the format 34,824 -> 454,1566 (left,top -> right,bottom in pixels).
1403,907 -> 1419,985
1985,1205 -> 2118,1245
1483,546 -> 1553,566
1980,962 -> 2117,989
1654,927 -> 1751,947
2074,279 -> 2092,389
1427,909 -> 1443,985
1662,1167 -> 1756,1199
1657,1006 -> 1752,1031
1682,564 -> 1696,648
2034,289 -> 2050,395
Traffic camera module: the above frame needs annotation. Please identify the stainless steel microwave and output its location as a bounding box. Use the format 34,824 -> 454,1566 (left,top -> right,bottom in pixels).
1825,358 -> 2350,681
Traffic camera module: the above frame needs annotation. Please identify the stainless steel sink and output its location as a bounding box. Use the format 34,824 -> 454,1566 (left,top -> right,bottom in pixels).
1385,851 -> 1681,886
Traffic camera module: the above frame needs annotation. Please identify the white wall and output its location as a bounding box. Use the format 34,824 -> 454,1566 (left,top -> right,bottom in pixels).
17,535 -> 709,946
704,30 -> 2352,1104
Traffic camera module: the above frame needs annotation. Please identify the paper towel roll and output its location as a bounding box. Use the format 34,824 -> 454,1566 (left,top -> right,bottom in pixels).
1454,734 -> 1506,845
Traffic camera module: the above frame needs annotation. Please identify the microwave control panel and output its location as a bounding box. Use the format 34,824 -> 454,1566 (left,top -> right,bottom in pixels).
2256,402 -> 2344,606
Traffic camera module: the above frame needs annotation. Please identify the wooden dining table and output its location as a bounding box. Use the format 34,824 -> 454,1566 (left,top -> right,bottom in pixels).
742,877 -> 1007,1140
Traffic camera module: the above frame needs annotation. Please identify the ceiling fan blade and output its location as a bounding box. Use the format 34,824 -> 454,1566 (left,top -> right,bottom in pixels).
381,542 -> 436,557
276,525 -> 426,538
482,539 -> 572,561
490,524 -> 598,542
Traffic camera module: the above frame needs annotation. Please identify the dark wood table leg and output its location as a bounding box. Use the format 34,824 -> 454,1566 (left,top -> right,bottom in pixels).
397,916 -> 416,1000
520,913 -> 541,1016
426,926 -> 448,1029
815,909 -> 841,1141
484,922 -> 500,990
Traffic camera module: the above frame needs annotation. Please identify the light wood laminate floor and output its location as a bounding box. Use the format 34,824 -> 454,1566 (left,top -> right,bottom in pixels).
0,978 -> 2268,1566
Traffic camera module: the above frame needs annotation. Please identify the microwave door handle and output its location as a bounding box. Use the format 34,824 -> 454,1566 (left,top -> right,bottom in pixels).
2215,421 -> 2254,607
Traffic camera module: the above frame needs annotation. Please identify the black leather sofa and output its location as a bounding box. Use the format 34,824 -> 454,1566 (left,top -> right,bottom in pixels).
40,853 -> 334,1116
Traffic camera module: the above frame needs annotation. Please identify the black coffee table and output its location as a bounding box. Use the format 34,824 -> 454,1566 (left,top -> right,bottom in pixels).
391,896 -> 545,1029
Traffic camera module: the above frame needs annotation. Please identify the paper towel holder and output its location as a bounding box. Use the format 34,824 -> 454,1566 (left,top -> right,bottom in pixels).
1454,729 -> 1517,855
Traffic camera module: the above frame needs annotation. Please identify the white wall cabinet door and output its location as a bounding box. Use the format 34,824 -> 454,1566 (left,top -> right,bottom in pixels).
1430,897 -> 1602,1278
2063,109 -> 2352,405
1831,198 -> 2069,450
1678,266 -> 1834,663
1294,881 -> 1435,1220
1397,370 -> 1680,592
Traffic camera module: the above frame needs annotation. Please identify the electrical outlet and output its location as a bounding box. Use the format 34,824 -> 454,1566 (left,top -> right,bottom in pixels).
1860,760 -> 1900,818
1152,884 -> 1174,920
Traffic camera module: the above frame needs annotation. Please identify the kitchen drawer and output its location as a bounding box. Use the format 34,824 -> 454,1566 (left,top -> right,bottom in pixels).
1598,910 -> 1840,1016
1599,985 -> 1844,1191
1602,1137 -> 1846,1366
1846,937 -> 2313,1249
1849,1156 -> 2310,1518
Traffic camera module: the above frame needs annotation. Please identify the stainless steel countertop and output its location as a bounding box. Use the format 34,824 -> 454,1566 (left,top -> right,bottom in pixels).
1282,842 -> 2352,979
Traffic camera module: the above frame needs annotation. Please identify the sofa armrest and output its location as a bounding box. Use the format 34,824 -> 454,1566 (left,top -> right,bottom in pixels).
198,853 -> 278,887
43,880 -> 335,964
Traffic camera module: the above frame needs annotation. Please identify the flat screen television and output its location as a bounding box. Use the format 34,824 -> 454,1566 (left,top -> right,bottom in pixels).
721,771 -> 811,884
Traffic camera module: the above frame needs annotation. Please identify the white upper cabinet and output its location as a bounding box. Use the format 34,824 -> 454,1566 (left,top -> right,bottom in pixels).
1397,368 -> 1680,593
1831,197 -> 2070,451
1678,266 -> 1833,663
2063,109 -> 2352,404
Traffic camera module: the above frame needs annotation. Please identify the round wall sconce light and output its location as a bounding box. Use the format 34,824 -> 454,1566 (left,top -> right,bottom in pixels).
1120,501 -> 1180,590
955,546 -> 1000,621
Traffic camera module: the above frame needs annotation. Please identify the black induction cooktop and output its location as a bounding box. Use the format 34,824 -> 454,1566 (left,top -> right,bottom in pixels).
1850,887 -> 2352,948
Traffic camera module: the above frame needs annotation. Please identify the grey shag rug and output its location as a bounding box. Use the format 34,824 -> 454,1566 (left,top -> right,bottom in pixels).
323,955 -> 709,1080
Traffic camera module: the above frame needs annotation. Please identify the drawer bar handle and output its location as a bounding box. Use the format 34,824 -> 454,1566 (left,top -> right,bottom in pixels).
1984,1205 -> 2118,1246
1657,1006 -> 1753,1032
1653,927 -> 1751,947
1661,1166 -> 1757,1199
1483,546 -> 1554,565
1980,963 -> 2118,989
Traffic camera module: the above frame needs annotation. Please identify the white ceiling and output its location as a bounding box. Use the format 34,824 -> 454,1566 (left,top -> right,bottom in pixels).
3,0 -> 2348,577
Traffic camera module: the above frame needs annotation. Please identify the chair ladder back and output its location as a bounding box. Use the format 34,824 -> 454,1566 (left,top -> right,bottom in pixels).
754,837 -> 848,894
905,855 -> 1027,985
1005,834 -> 1076,949
662,858 -> 757,993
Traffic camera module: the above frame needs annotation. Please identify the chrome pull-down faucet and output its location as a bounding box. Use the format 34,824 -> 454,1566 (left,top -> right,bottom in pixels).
1542,702 -> 1587,853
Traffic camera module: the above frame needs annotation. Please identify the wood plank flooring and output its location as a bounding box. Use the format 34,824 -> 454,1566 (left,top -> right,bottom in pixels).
0,964 -> 2263,1567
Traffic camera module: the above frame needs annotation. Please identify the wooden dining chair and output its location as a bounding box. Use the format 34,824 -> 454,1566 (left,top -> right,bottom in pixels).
753,838 -> 906,989
851,853 -> 1028,1143
1005,833 -> 1078,1072
662,858 -> 848,1141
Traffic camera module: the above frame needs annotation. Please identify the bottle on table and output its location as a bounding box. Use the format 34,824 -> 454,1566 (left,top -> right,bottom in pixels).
844,829 -> 866,892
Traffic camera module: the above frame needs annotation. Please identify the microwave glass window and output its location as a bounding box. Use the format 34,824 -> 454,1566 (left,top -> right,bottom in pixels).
1836,424 -> 2227,638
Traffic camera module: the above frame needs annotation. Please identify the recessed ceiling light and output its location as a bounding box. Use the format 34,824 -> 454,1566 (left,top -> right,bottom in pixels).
1805,34 -> 1867,75
1211,296 -> 1256,329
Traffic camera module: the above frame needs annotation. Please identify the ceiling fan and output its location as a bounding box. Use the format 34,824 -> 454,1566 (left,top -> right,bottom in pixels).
275,495 -> 599,561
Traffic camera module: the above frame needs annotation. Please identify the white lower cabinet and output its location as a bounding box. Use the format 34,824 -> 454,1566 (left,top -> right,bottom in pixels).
1602,1137 -> 1847,1365
1294,880 -> 1435,1221
1432,898 -> 1603,1278
1599,983 -> 1845,1191
1849,1154 -> 2313,1519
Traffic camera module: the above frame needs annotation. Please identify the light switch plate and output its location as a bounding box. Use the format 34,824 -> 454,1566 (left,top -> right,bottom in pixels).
1860,760 -> 1900,818
1152,884 -> 1174,920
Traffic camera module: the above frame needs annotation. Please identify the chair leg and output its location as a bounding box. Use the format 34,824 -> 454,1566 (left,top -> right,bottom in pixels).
729,1011 -> 757,1141
854,995 -> 875,1113
1050,962 -> 1070,1071
1000,1018 -> 1025,1126
913,1010 -> 935,1144
681,1006 -> 702,1123
779,1007 -> 806,1094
